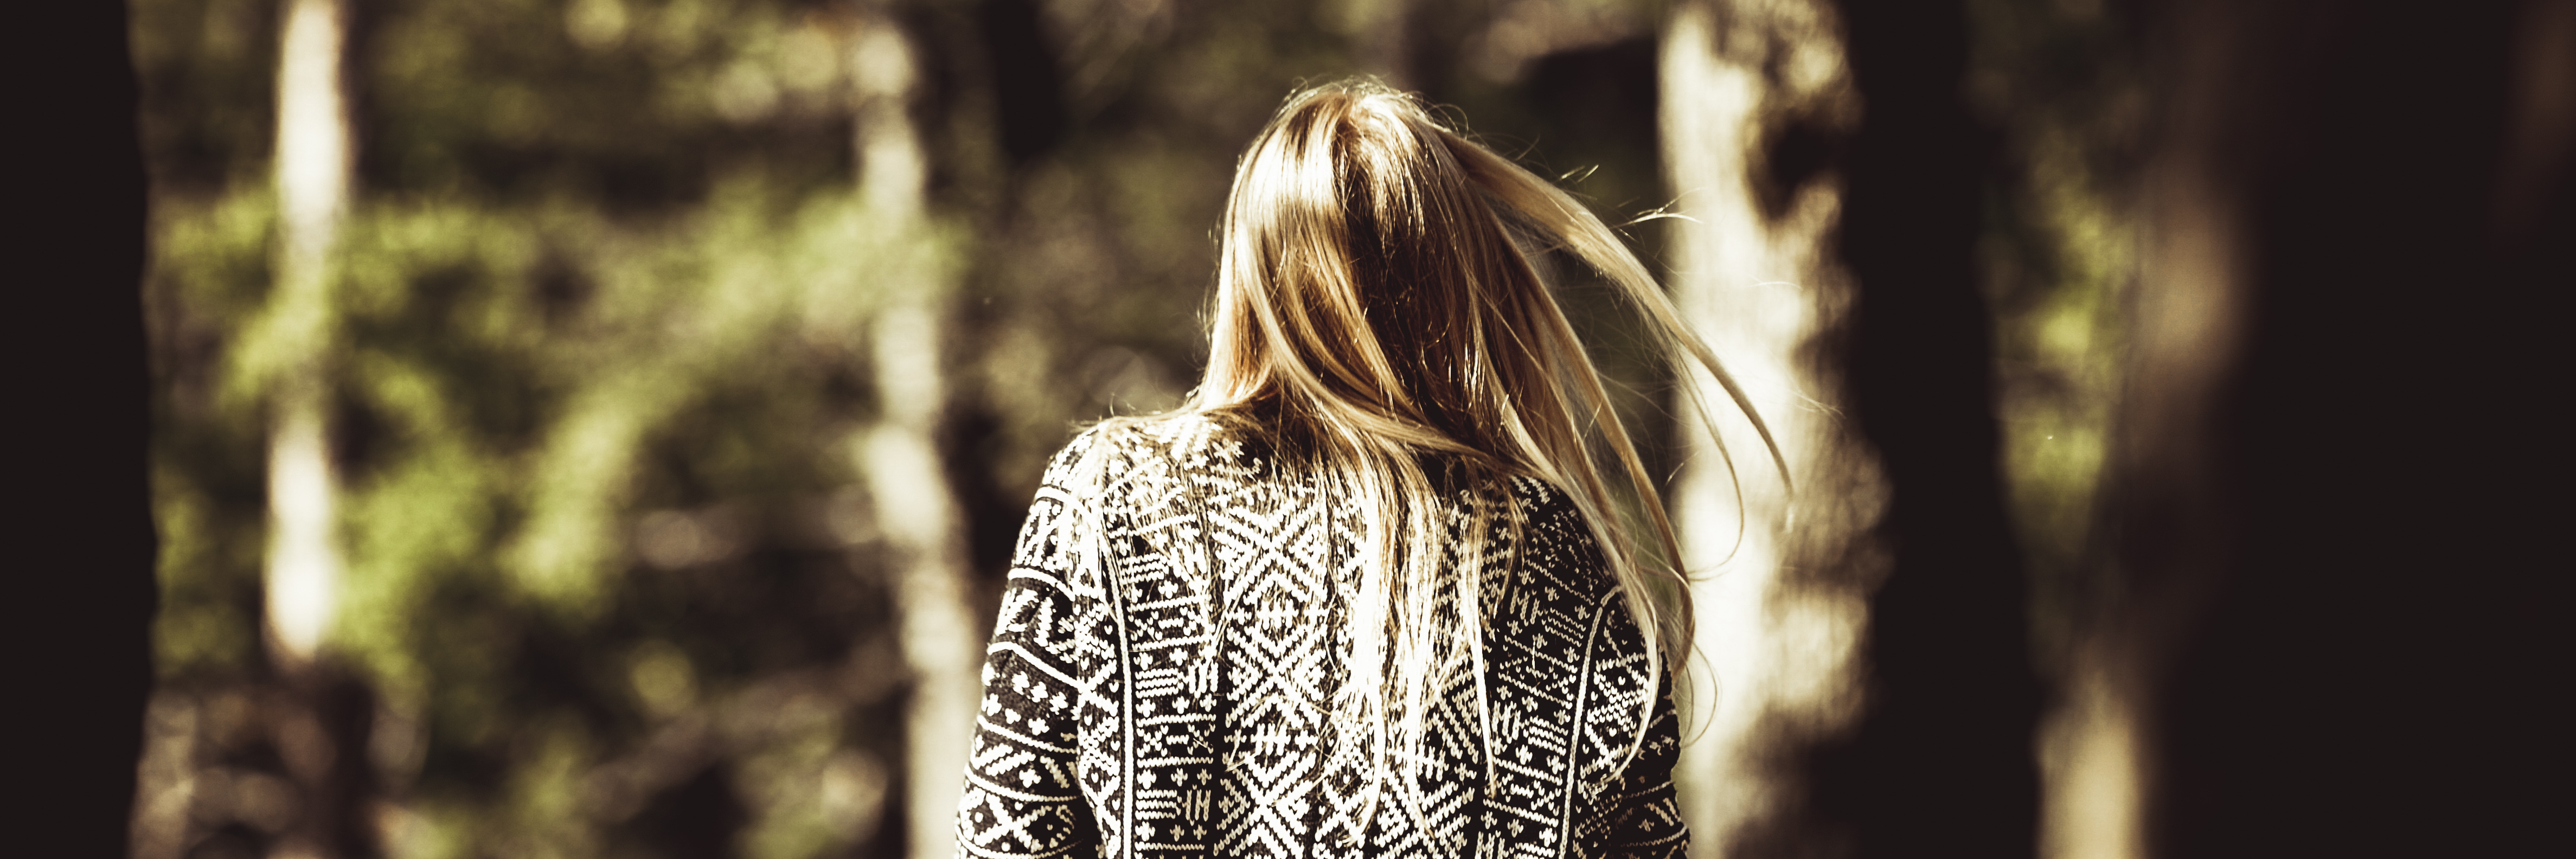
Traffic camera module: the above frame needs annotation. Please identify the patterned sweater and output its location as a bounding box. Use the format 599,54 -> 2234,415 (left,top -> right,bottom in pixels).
956,416 -> 1688,858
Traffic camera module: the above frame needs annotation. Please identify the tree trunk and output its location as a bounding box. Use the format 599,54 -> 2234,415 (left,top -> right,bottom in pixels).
1658,2 -> 1886,856
847,18 -> 982,859
261,1 -> 377,856
23,1 -> 156,855
264,0 -> 351,674
2124,2 -> 2568,856
1801,1 -> 2042,855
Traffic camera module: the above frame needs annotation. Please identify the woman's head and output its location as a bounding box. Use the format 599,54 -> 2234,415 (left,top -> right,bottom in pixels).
1175,77 -> 1786,806
1199,81 -> 1535,464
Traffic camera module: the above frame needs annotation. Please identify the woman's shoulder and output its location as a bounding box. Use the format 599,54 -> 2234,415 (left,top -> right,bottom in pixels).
1039,412 -> 1249,490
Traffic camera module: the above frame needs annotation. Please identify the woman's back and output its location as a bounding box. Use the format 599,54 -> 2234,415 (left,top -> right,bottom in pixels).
956,416 -> 1684,858
953,76 -> 1783,858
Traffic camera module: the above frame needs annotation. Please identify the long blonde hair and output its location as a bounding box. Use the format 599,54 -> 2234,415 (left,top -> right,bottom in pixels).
1175,78 -> 1784,825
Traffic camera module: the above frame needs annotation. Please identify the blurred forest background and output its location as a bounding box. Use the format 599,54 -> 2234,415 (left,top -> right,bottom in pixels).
24,0 -> 2558,858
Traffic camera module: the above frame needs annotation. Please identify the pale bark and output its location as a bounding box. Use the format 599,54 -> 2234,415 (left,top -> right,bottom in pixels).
265,0 -> 351,672
262,4 -> 356,855
846,20 -> 979,859
1659,2 -> 1883,855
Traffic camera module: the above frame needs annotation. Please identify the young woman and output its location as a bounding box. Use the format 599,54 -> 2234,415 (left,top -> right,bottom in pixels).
954,79 -> 1781,859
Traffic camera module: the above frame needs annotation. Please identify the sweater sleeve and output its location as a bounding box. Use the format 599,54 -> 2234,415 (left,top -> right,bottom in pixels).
1605,668 -> 1690,859
956,438 -> 1104,858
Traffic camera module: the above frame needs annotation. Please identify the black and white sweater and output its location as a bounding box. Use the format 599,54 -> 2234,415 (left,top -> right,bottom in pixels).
956,416 -> 1688,858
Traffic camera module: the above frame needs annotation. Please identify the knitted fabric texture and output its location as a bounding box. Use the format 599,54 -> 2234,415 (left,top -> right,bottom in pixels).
956,416 -> 1687,858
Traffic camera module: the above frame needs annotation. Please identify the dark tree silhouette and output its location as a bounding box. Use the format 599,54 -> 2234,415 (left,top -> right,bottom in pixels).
2127,2 -> 2568,856
1797,1 -> 2045,856
24,2 -> 158,856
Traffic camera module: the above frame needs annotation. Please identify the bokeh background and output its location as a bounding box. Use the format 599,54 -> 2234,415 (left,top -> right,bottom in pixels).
67,1 -> 2564,858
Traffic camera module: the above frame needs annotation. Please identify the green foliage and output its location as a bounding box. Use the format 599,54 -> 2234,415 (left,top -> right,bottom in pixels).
150,189 -> 280,681
1966,0 -> 2145,665
151,178 -> 930,856
141,0 -> 944,853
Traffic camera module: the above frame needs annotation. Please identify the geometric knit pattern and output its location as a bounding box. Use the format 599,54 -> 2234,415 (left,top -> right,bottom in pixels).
958,416 -> 1687,858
